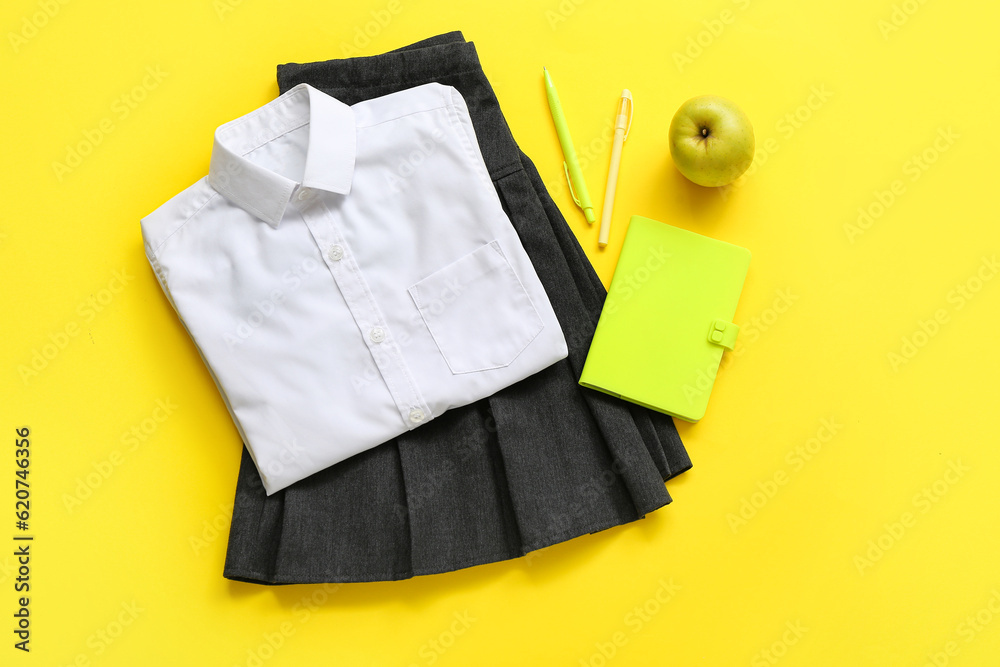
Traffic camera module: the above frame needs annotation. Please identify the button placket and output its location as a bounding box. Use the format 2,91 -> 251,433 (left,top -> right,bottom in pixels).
302,202 -> 430,430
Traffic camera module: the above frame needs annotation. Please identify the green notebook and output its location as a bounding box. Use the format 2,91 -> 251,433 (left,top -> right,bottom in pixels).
580,216 -> 751,422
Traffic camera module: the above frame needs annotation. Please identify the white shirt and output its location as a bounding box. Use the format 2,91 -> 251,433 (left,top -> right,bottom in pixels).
141,83 -> 567,494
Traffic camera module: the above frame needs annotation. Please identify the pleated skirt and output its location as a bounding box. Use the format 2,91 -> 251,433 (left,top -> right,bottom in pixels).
223,32 -> 692,584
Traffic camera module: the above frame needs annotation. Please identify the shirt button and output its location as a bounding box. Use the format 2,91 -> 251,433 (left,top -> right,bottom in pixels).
408,408 -> 425,424
369,327 -> 385,343
296,188 -> 313,201
327,245 -> 344,261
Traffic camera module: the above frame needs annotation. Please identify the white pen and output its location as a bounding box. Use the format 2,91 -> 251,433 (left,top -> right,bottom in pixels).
599,89 -> 633,248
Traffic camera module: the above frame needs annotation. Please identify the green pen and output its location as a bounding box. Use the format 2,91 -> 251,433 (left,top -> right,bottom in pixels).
543,67 -> 596,223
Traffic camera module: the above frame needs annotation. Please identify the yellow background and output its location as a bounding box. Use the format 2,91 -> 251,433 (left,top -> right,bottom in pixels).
2,0 -> 999,664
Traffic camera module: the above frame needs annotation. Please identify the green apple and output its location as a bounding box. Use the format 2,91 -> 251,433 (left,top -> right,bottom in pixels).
668,95 -> 755,187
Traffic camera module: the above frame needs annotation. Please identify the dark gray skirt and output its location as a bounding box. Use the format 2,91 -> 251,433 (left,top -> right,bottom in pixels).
223,32 -> 691,584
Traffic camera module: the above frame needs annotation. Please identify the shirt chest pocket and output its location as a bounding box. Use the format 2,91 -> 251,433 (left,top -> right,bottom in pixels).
408,240 -> 544,374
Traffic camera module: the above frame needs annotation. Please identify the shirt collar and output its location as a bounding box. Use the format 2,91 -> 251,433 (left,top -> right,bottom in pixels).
207,84 -> 356,228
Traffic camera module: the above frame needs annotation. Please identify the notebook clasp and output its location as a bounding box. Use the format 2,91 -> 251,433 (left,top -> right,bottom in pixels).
707,319 -> 739,351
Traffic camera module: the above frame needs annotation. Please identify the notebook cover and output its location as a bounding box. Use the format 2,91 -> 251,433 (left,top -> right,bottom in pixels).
579,216 -> 751,422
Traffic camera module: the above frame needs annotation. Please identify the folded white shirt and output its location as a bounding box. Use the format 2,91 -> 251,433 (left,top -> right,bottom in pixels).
141,82 -> 567,494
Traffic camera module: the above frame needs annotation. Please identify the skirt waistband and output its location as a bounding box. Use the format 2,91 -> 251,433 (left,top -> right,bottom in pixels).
277,32 -> 524,181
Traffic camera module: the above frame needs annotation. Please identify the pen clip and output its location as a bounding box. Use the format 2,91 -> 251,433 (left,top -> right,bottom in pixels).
563,161 -> 582,207
623,93 -> 634,141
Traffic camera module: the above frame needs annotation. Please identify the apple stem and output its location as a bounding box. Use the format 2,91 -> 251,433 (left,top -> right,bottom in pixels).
701,127 -> 710,137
